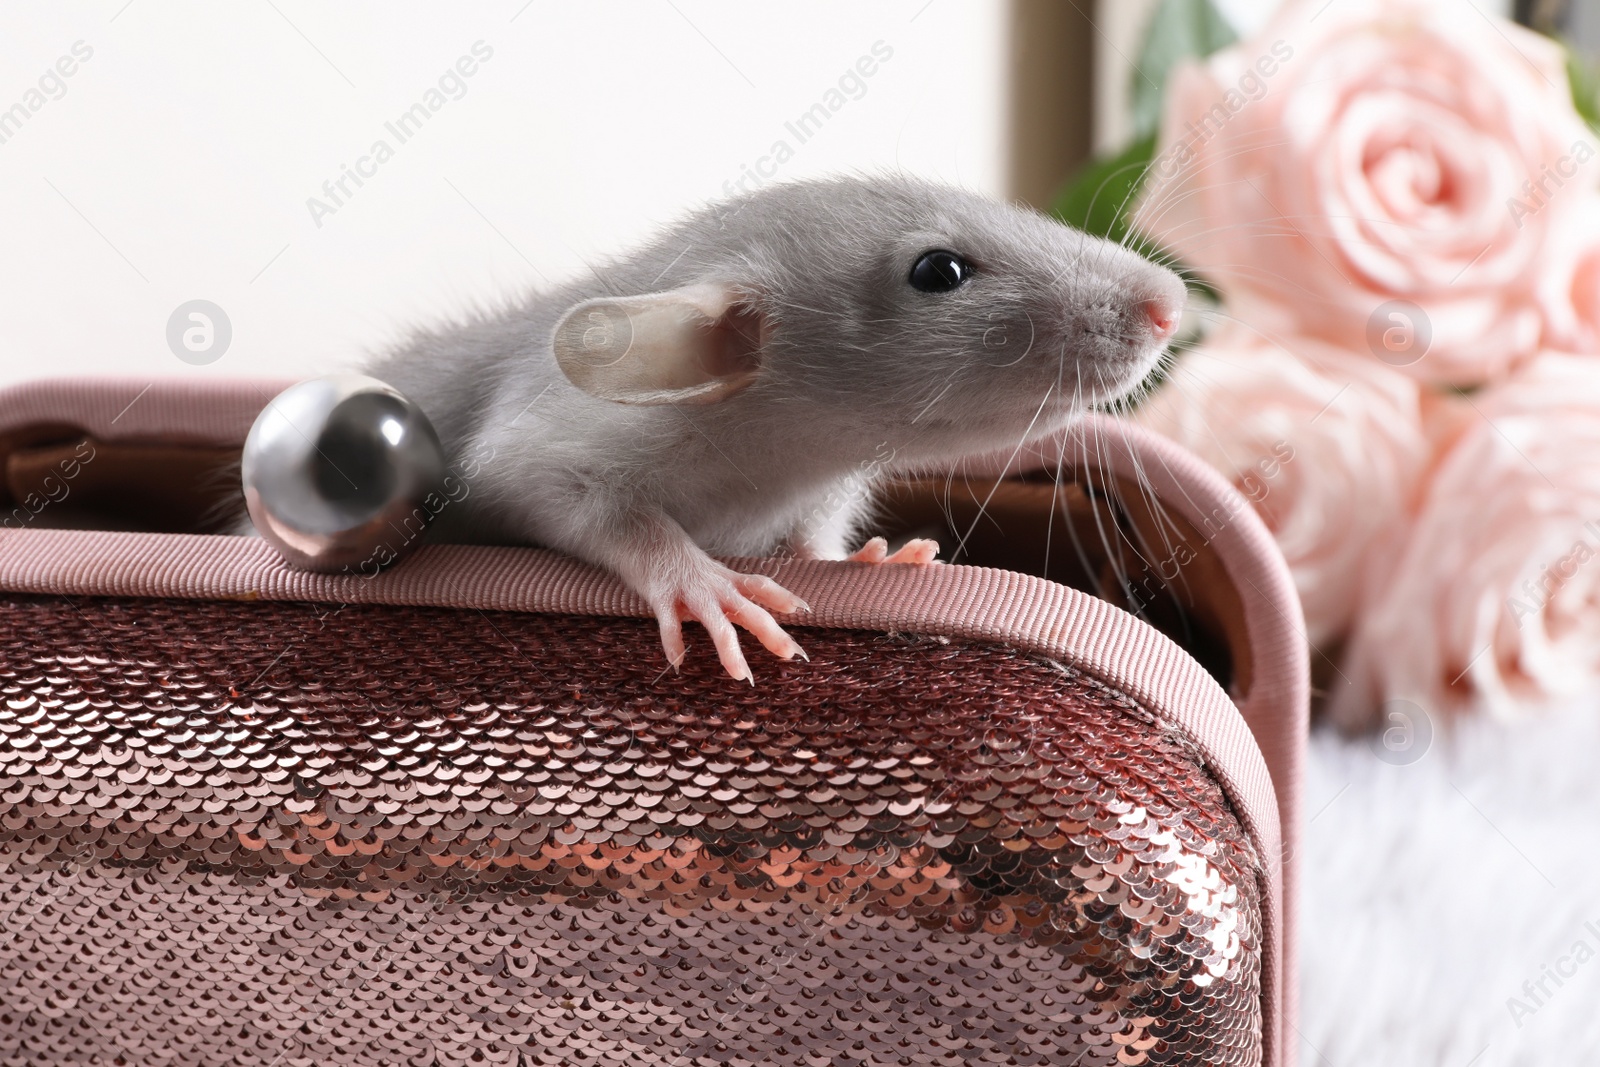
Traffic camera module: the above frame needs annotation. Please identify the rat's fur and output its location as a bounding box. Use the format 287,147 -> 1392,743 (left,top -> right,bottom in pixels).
360,176 -> 1185,677
376,177 -> 1181,548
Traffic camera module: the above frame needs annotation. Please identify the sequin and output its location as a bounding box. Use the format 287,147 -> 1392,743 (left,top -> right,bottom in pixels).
0,594 -> 1261,1065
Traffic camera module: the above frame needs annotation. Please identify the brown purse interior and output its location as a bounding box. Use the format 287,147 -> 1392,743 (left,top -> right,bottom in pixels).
1,432 -> 1250,696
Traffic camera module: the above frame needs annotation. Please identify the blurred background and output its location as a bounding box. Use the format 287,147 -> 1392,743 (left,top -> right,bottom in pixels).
0,0 -> 1524,387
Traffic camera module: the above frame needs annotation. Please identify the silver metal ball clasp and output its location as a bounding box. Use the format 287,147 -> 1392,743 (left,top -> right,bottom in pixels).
241,375 -> 446,574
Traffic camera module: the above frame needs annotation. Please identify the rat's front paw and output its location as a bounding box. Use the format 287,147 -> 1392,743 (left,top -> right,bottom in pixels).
847,536 -> 942,566
646,562 -> 810,683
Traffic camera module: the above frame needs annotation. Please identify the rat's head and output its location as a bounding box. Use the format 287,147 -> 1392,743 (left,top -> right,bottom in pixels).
553,176 -> 1185,458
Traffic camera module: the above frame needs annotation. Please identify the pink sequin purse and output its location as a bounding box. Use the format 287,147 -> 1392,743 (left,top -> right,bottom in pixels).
0,379 -> 1307,1067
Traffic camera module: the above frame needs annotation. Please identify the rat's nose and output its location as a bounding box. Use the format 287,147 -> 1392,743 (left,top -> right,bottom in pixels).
1138,295 -> 1181,341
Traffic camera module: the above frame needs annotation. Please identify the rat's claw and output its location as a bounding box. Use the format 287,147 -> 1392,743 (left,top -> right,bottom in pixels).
683,588 -> 754,683
848,536 -> 941,565
652,600 -> 688,671
733,572 -> 811,614
885,537 -> 942,565
848,537 -> 890,563
649,563 -> 809,681
724,593 -> 806,662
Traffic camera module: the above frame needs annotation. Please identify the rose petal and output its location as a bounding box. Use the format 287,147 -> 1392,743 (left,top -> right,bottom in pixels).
1332,353 -> 1600,725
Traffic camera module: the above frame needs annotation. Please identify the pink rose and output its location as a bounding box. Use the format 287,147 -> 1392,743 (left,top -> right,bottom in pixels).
1135,324 -> 1428,644
1538,193 -> 1600,353
1134,0 -> 1593,386
1330,354 -> 1600,727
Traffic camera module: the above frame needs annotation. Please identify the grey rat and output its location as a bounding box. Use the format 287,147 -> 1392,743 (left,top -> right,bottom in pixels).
355,175 -> 1185,680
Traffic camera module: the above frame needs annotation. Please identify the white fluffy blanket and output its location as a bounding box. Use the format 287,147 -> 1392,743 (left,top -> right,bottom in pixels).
1299,705 -> 1600,1064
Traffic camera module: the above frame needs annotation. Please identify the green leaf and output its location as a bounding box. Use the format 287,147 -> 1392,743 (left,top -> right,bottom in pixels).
1130,0 -> 1237,142
1566,41 -> 1600,134
1051,133 -> 1158,246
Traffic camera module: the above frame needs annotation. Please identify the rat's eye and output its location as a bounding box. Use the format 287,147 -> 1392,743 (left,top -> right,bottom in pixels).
909,250 -> 971,293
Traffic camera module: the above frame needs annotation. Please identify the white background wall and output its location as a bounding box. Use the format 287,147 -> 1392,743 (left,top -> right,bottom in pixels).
0,0 -> 1528,392
0,2 -> 1009,387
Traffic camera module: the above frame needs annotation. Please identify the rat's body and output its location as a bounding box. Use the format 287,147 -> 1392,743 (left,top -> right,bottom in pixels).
357,176 -> 1185,679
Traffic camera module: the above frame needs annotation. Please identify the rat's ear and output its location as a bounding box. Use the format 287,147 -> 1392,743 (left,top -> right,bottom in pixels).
552,282 -> 763,405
